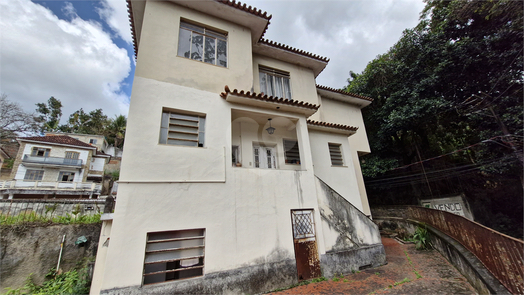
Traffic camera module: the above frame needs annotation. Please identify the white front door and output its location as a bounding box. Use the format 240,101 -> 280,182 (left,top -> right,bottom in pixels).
253,146 -> 277,169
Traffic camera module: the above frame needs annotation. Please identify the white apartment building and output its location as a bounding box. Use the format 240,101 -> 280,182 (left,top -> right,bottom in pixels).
91,1 -> 385,294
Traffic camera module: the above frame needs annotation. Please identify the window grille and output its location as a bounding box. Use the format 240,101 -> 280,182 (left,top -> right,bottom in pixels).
283,139 -> 300,164
259,66 -> 291,99
143,229 -> 205,285
159,111 -> 205,147
291,210 -> 315,239
328,143 -> 344,166
177,21 -> 227,67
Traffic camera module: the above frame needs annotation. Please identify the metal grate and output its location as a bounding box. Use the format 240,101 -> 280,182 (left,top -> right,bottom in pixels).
292,210 -> 315,239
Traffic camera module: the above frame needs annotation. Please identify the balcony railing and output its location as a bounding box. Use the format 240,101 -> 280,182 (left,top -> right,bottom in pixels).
1,180 -> 100,192
22,154 -> 83,167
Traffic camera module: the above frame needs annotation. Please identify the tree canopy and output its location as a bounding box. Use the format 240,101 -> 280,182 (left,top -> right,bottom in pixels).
346,0 -> 523,238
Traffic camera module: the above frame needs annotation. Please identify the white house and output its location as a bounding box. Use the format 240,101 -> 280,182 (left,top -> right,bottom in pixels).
2,135 -> 110,199
91,1 -> 385,294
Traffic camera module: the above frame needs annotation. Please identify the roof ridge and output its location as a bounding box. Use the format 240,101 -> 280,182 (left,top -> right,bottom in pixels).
221,85 -> 320,110
259,39 -> 330,62
316,84 -> 373,102
17,135 -> 97,149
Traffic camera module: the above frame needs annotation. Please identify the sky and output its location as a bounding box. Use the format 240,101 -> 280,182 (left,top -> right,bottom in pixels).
0,0 -> 426,122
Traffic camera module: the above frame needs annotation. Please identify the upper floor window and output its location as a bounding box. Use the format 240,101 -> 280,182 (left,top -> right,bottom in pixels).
65,151 -> 79,159
177,21 -> 227,67
328,143 -> 344,166
159,110 -> 205,147
24,169 -> 44,181
31,147 -> 50,157
89,139 -> 97,144
259,66 -> 291,99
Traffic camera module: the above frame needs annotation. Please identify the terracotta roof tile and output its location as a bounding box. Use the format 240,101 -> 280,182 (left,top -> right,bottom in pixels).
96,150 -> 111,157
316,85 -> 373,102
307,120 -> 358,132
126,0 -> 137,59
259,39 -> 330,62
216,0 -> 271,20
18,136 -> 96,149
221,85 -> 320,110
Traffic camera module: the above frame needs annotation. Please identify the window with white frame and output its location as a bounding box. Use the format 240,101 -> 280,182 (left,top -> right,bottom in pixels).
31,147 -> 50,157
259,66 -> 292,99
283,139 -> 300,164
65,151 -> 79,159
24,169 -> 44,181
159,111 -> 205,147
177,21 -> 227,67
89,139 -> 97,144
143,229 -> 205,285
58,171 -> 75,182
253,145 -> 277,169
328,143 -> 344,166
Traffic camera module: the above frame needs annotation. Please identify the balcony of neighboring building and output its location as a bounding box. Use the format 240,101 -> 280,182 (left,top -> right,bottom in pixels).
21,154 -> 83,169
0,180 -> 101,199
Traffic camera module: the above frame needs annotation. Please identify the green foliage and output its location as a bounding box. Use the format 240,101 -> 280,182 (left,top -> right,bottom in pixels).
347,0 -> 523,238
35,97 -> 63,133
3,158 -> 14,169
105,170 -> 120,181
412,226 -> 431,250
0,212 -> 101,225
4,264 -> 92,295
0,94 -> 39,140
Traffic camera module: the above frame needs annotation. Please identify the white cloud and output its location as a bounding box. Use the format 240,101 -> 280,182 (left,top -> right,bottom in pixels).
96,0 -> 133,44
248,0 -> 426,89
0,0 -> 131,122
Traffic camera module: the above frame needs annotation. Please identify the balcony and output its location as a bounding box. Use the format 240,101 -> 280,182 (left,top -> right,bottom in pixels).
22,154 -> 83,168
0,180 -> 102,199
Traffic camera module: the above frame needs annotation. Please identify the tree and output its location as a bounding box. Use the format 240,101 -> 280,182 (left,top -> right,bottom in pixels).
36,97 -> 63,132
106,115 -> 127,149
346,0 -> 523,238
61,108 -> 110,135
0,93 -> 39,140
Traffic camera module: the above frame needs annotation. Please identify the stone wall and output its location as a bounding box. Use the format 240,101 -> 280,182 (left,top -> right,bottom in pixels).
1,223 -> 102,291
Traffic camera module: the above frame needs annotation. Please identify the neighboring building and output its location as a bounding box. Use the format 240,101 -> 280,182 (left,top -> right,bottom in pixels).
91,1 -> 384,294
46,132 -> 109,153
1,135 -> 110,199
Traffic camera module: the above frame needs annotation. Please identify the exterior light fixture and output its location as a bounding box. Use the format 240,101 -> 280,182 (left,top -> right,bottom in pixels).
266,118 -> 276,135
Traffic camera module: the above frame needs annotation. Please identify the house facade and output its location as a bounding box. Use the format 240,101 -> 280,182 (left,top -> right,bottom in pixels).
91,1 -> 385,294
2,135 -> 110,199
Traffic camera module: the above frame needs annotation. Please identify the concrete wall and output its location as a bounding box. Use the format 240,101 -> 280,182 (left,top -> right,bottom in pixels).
135,1 -> 253,94
308,130 -> 363,210
0,223 -> 101,291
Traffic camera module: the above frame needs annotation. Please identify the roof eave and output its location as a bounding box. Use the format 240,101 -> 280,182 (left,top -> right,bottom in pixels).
253,43 -> 328,77
316,86 -> 373,108
17,139 -> 97,151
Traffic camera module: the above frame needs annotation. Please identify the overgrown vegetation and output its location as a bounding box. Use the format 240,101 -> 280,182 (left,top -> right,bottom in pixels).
346,0 -> 523,239
0,212 -> 101,225
4,259 -> 93,295
412,225 -> 431,250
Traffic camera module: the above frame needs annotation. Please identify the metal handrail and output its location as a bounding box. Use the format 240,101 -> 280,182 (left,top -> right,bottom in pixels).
22,154 -> 83,166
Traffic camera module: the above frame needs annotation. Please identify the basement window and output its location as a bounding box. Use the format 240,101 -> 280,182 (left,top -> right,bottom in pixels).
283,139 -> 300,164
159,110 -> 205,147
328,143 -> 344,166
143,229 -> 205,285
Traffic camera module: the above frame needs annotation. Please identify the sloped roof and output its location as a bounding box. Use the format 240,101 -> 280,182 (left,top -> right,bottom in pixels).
220,85 -> 319,116
316,85 -> 373,102
307,120 -> 358,132
258,39 -> 329,63
17,136 -> 96,150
